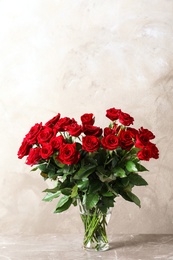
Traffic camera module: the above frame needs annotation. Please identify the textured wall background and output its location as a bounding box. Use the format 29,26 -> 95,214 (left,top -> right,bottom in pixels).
0,0 -> 173,235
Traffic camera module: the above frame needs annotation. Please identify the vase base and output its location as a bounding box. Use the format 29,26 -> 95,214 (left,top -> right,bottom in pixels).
83,241 -> 109,252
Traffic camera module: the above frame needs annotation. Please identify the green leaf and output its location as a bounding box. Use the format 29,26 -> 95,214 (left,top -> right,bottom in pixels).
56,195 -> 70,208
136,163 -> 149,172
71,185 -> 78,198
113,167 -> 126,178
53,156 -> 64,168
42,191 -> 61,202
96,149 -> 107,165
112,157 -> 118,168
97,166 -> 108,175
128,173 -> 148,186
43,186 -> 60,193
85,193 -> 99,209
96,172 -> 116,183
48,170 -> 57,179
56,169 -> 65,176
88,180 -> 102,194
38,163 -> 48,172
101,196 -> 115,208
40,172 -> 48,179
121,177 -> 129,187
120,190 -> 141,207
125,191 -> 141,207
106,184 -> 118,196
129,147 -> 141,155
74,165 -> 96,180
98,205 -> 108,214
125,161 -> 138,172
61,188 -> 72,196
119,191 -> 133,203
86,157 -> 98,166
54,197 -> 72,213
31,166 -> 39,171
102,191 -> 113,197
77,178 -> 89,191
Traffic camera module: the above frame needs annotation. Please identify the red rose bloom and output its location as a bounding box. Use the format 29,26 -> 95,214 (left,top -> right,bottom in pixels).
138,127 -> 155,140
119,111 -> 134,126
101,134 -> 119,150
50,135 -> 65,150
135,127 -> 155,148
83,125 -> 102,137
118,129 -> 135,150
26,147 -> 41,166
104,127 -> 115,136
45,113 -> 60,127
135,133 -> 150,148
54,117 -> 72,131
57,143 -> 80,165
40,143 -> 54,159
66,123 -> 82,137
127,127 -> 138,136
25,123 -> 42,145
37,126 -> 54,144
147,143 -> 159,159
106,108 -> 121,121
81,113 -> 94,125
17,137 -> 32,159
82,136 -> 100,152
137,147 -> 152,161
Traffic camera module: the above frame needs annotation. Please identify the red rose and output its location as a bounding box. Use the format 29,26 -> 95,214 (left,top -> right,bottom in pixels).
106,108 -> 121,121
137,147 -> 152,161
40,143 -> 53,159
147,143 -> 159,159
26,147 -> 41,166
101,134 -> 119,150
37,126 -> 54,144
82,136 -> 100,152
135,133 -> 150,148
126,127 -> 138,138
104,127 -> 115,136
66,123 -> 82,137
54,117 -> 72,131
118,129 -> 135,150
25,123 -> 42,145
83,125 -> 102,137
57,143 -> 80,165
50,135 -> 65,150
119,111 -> 134,126
17,138 -> 32,159
81,113 -> 94,125
45,113 -> 61,127
138,127 -> 155,140
135,127 -> 155,148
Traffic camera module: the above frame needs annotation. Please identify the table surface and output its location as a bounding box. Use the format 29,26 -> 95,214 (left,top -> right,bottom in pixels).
0,234 -> 173,260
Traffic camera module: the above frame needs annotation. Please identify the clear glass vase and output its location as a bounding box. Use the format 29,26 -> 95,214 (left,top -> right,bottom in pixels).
79,202 -> 111,251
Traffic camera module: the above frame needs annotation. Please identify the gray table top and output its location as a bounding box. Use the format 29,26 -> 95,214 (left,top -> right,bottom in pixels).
0,234 -> 173,260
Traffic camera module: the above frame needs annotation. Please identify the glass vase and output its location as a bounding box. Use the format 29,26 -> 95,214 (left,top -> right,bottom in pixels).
79,202 -> 111,251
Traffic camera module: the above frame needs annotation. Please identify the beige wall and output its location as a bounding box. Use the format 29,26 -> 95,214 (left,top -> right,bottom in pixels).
0,0 -> 173,235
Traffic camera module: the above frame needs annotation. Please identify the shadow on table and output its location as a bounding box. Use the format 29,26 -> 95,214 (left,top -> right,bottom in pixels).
109,234 -> 173,251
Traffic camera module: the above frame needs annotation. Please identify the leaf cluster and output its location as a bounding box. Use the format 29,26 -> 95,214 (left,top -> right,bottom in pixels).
36,145 -> 149,214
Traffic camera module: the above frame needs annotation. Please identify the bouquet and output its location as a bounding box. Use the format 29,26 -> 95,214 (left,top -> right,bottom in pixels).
17,107 -> 159,250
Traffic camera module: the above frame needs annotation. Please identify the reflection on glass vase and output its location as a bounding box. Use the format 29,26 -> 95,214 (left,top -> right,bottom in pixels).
79,201 -> 111,251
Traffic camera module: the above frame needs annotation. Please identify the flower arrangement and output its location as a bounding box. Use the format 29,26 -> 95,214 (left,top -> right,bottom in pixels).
17,107 -> 159,251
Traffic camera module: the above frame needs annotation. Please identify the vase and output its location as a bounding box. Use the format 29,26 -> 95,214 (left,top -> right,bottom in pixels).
78,201 -> 111,251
